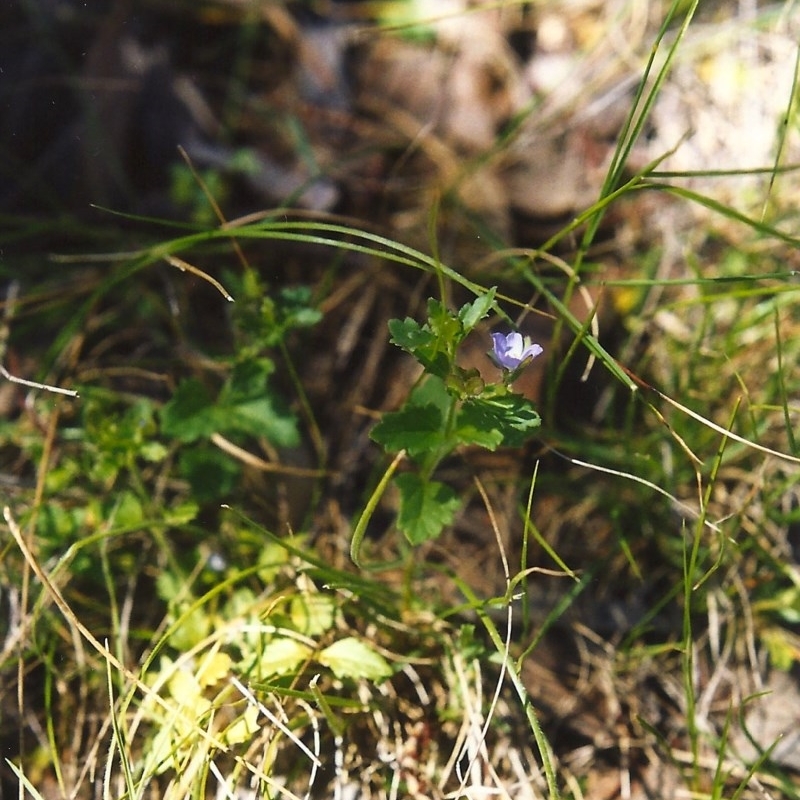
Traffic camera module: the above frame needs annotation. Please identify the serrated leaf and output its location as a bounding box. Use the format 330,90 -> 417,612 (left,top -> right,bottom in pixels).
161,364 -> 299,447
461,394 -> 541,447
256,637 -> 313,678
388,317 -> 434,351
458,287 -> 496,331
453,403 -> 505,450
427,298 -> 462,343
370,404 -> 444,457
395,473 -> 460,544
388,316 -> 449,378
318,637 -> 392,681
160,379 -> 217,442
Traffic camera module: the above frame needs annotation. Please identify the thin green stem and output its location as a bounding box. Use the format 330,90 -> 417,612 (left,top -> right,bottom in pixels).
350,450 -> 407,569
280,339 -> 326,464
421,394 -> 460,482
456,576 -> 560,799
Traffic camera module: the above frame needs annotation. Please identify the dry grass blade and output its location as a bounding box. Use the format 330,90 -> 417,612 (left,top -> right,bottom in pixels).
164,255 -> 235,303
2,506 -> 238,761
0,364 -> 78,397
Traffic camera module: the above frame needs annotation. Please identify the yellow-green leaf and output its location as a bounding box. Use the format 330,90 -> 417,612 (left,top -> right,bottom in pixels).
167,669 -> 202,707
256,637 -> 313,678
197,651 -> 232,688
318,637 -> 392,681
290,592 -> 337,636
223,705 -> 260,744
762,626 -> 798,671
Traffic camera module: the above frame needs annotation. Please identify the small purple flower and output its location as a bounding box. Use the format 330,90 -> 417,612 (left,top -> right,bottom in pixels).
490,332 -> 543,371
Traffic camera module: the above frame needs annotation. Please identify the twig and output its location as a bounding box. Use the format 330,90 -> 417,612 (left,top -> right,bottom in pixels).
0,364 -> 79,398
1,281 -> 78,397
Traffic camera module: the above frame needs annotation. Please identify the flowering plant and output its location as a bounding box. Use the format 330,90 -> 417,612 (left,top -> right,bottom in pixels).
490,332 -> 543,374
352,287 -> 543,559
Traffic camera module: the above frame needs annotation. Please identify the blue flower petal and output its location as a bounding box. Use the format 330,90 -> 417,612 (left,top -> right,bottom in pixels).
490,332 -> 543,371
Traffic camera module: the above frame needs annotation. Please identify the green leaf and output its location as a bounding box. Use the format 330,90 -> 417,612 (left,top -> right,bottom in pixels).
388,317 -> 449,378
761,626 -> 797,671
81,396 -> 162,484
370,404 -> 444,457
453,403 -> 505,450
446,366 -> 485,399
253,285 -> 323,346
427,298 -> 462,344
461,394 -> 541,447
223,395 -> 299,446
409,374 -> 452,410
167,604 -> 211,651
388,317 -> 434,351
197,652 -> 233,688
457,287 -> 496,331
161,361 -> 299,448
371,376 -> 453,456
395,473 -> 460,544
455,624 -> 489,661
219,360 -> 300,446
160,380 -> 217,442
220,359 -> 275,403
140,440 -> 169,462
318,637 -> 392,681
276,285 -> 322,330
164,501 -> 199,526
179,444 -> 241,501
256,540 -> 292,584
290,592 -> 337,636
255,637 -> 313,678
223,706 -> 260,745
156,570 -> 184,604
105,489 -> 144,528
